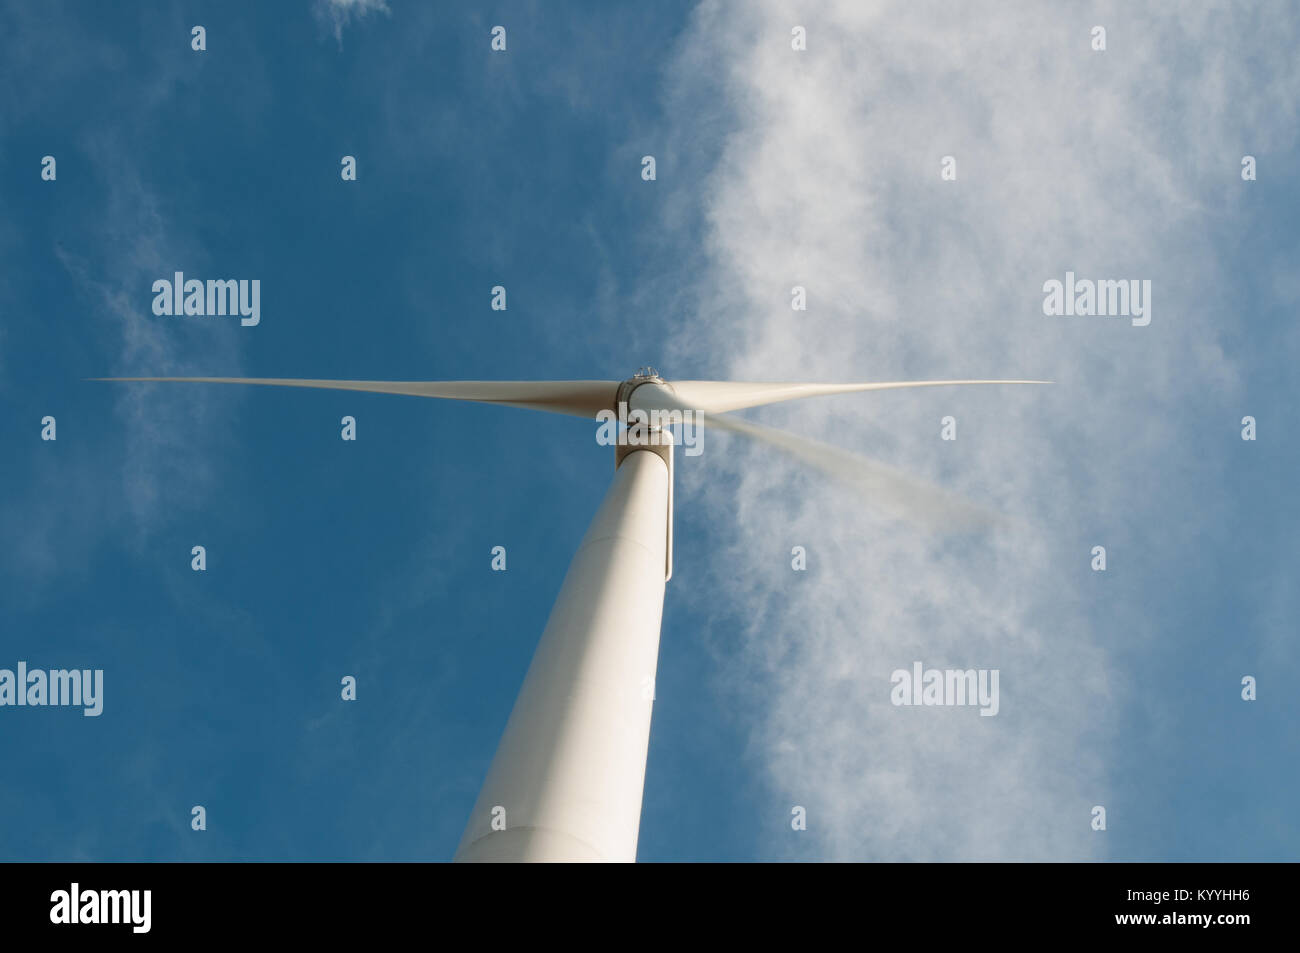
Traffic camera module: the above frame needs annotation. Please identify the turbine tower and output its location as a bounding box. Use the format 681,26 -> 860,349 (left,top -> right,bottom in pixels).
100,369 -> 1046,861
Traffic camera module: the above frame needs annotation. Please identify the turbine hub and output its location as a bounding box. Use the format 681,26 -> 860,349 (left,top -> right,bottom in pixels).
617,367 -> 666,412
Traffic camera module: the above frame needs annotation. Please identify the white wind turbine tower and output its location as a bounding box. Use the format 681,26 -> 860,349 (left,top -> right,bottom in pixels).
101,369 -> 1046,862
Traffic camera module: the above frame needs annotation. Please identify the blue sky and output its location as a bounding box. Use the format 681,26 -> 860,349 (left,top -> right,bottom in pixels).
1,1 -> 1297,862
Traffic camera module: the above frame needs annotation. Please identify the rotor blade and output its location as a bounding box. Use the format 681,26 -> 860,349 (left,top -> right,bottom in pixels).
90,378 -> 619,419
652,379 -> 1050,415
698,411 -> 997,532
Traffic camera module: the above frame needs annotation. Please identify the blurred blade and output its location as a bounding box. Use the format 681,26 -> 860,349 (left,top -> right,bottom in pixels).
700,411 -> 997,532
91,378 -> 619,418
662,379 -> 1050,414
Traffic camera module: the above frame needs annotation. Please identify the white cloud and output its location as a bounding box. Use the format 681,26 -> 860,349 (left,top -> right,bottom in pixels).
656,1 -> 1300,859
314,0 -> 390,48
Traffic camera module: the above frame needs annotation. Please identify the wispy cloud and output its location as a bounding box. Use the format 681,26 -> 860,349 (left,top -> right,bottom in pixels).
313,0 -> 390,49
55,129 -> 244,534
655,1 -> 1300,859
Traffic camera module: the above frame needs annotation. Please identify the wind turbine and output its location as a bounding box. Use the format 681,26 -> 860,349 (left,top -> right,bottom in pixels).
100,369 -> 1047,862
